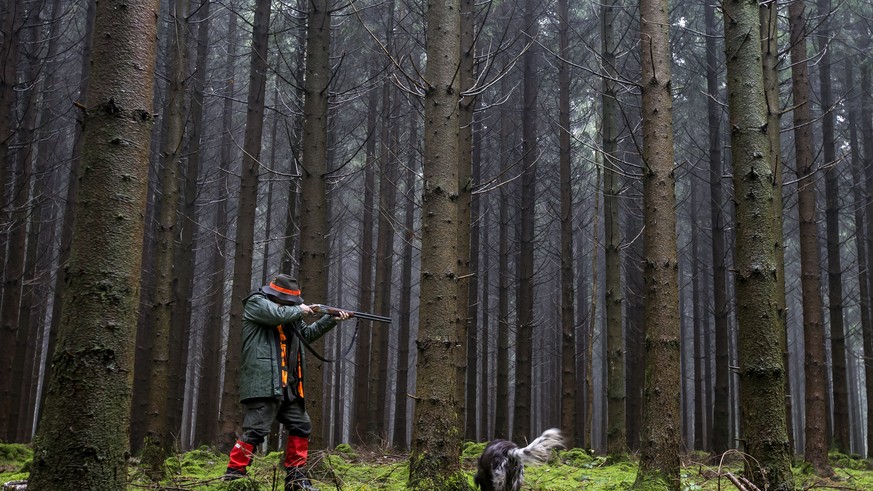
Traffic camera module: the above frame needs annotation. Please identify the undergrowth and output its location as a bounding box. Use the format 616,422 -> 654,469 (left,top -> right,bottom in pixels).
3,442 -> 873,489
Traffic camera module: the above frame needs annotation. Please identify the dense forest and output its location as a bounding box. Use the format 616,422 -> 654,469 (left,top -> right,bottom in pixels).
1,0 -> 873,488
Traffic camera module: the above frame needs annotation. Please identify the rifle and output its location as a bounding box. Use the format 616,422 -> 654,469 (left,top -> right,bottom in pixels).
310,304 -> 392,324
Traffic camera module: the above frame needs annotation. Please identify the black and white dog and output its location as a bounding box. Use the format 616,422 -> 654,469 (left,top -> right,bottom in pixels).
473,428 -> 564,491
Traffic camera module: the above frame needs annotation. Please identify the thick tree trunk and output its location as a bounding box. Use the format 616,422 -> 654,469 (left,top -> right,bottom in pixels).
27,0 -> 160,485
602,0 -> 625,457
218,0 -> 271,447
788,0 -> 832,476
407,0 -> 466,485
723,0 -> 794,488
634,0 -> 682,487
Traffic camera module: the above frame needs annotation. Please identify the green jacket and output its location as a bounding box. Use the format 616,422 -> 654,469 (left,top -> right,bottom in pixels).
238,292 -> 337,402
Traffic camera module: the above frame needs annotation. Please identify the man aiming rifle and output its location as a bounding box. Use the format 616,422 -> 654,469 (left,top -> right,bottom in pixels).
222,274 -> 352,491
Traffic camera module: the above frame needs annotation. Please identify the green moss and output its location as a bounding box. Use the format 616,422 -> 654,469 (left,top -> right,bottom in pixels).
13,443 -> 873,490
461,440 -> 486,461
0,443 -> 32,484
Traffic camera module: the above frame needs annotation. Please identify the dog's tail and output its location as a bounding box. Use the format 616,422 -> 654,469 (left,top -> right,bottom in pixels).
508,428 -> 564,465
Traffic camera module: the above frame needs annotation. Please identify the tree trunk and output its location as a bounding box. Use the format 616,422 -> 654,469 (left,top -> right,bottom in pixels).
352,62 -> 378,445
760,0 -> 793,452
143,0 -> 188,471
846,60 -> 873,457
0,0 -> 21,327
602,0 -> 625,457
815,0 -> 849,454
218,0 -> 271,448
494,72 -> 512,441
459,0 -> 476,442
27,0 -> 160,485
40,0 -> 96,426
394,113 -> 419,450
4,1 -> 40,442
172,0 -> 211,448
723,0 -> 794,488
369,0 -> 396,444
193,6 -> 236,448
635,0 -> 681,486
558,0 -> 576,447
297,0 -> 332,449
513,0 -> 539,443
705,0 -> 728,454
407,0 -> 467,485
691,184 -> 704,451
788,0 -> 832,476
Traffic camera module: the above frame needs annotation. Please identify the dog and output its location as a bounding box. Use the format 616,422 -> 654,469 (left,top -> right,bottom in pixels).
473,428 -> 564,491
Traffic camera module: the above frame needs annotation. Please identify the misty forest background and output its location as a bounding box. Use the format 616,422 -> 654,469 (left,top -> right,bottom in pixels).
3,0 -> 873,487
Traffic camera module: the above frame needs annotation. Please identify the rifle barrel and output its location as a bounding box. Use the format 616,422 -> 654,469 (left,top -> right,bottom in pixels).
352,311 -> 392,324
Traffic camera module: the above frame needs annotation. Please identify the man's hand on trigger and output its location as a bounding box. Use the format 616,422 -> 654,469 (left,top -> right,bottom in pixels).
298,303 -> 313,315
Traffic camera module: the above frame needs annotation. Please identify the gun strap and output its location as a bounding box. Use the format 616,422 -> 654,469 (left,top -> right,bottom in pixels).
289,322 -> 358,363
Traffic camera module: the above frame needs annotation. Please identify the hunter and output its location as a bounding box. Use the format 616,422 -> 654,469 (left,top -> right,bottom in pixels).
223,274 -> 350,491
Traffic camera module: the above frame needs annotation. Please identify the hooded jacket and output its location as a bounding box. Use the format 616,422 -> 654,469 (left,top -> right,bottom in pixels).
238,292 -> 337,402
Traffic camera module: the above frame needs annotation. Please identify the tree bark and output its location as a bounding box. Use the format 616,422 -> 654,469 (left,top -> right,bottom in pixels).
407,0 -> 466,485
723,0 -> 794,488
459,0 -> 476,442
602,0 -> 625,457
634,0 -> 682,486
814,0 -> 849,455
40,0 -> 96,427
27,0 -> 160,485
759,0 -> 794,453
298,0 -> 331,449
143,0 -> 188,471
788,0 -> 832,476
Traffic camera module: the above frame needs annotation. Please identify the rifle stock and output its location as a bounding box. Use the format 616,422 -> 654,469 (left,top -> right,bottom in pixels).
310,304 -> 392,324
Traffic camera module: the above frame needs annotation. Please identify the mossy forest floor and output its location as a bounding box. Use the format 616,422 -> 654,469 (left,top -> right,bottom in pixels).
3,442 -> 873,490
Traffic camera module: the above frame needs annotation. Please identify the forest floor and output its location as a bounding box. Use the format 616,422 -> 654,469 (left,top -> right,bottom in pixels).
2,441 -> 873,490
